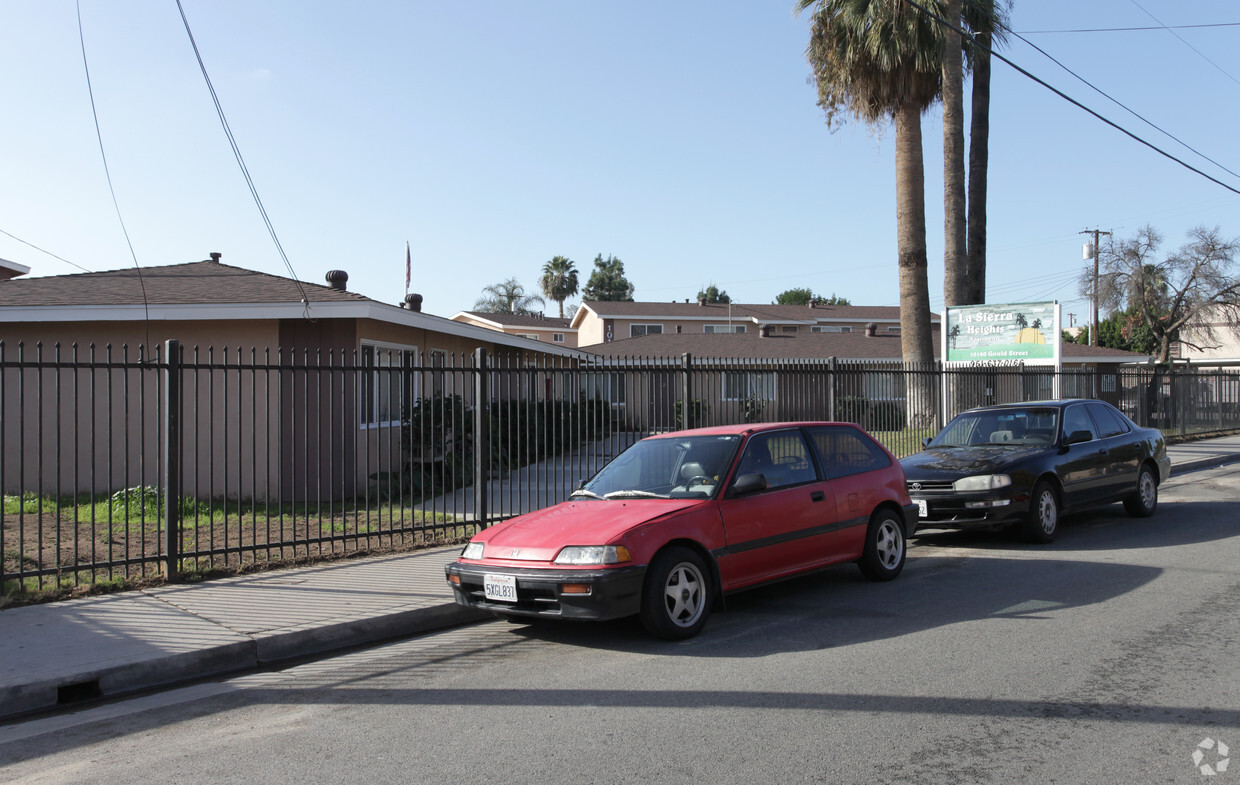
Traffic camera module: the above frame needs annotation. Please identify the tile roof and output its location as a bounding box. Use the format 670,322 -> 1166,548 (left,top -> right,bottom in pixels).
456,311 -> 573,329
583,330 -> 1146,363
0,260 -> 370,307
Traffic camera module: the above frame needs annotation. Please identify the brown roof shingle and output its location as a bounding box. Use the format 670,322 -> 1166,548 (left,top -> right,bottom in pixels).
0,260 -> 369,307
578,300 -> 932,324
585,330 -> 1145,362
457,311 -> 573,329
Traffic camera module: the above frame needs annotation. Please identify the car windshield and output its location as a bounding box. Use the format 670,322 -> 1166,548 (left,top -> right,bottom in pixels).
576,435 -> 742,500
929,408 -> 1060,448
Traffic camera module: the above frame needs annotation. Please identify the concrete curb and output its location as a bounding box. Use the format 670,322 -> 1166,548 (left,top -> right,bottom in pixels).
0,603 -> 487,722
1169,455 -> 1239,476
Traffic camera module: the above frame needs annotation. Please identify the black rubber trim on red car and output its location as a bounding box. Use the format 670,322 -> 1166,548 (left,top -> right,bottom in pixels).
709,514 -> 868,559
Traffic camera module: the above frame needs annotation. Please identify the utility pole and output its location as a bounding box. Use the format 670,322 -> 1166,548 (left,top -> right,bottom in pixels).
1081,229 -> 1112,347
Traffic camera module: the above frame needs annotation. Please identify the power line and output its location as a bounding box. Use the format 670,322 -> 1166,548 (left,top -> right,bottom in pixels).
899,0 -> 1240,197
0,228 -> 92,273
174,0 -> 310,307
1126,0 -> 1240,89
77,0 -> 150,349
1001,24 -> 1240,183
1017,22 -> 1240,34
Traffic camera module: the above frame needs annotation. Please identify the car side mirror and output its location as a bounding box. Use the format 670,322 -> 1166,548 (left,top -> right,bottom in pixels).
730,472 -> 767,496
1064,430 -> 1093,446
922,437 -> 933,447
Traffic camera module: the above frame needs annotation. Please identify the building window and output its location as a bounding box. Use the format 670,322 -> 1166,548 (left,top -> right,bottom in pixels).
811,325 -> 852,333
361,342 -> 417,428
863,371 -> 904,403
552,333 -> 565,343
581,372 -> 627,405
516,333 -> 540,341
886,326 -> 900,333
781,326 -> 798,333
704,324 -> 747,334
630,324 -> 663,337
722,372 -> 777,401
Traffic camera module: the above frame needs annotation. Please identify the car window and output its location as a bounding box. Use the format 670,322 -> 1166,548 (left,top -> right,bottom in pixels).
1062,404 -> 1098,442
1087,402 -> 1130,438
806,425 -> 890,478
932,408 -> 1059,447
735,431 -> 817,490
583,435 -> 740,498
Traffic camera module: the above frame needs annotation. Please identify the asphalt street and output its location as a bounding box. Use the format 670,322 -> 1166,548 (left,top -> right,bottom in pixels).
2,463 -> 1237,785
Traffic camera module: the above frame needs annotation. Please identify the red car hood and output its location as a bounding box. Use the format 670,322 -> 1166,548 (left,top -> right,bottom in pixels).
470,499 -> 702,563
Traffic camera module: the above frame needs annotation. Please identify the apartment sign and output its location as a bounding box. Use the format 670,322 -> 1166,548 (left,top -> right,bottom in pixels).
943,302 -> 1061,367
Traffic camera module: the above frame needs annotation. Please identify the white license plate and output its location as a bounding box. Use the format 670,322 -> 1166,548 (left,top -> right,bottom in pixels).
484,573 -> 518,603
917,499 -> 928,518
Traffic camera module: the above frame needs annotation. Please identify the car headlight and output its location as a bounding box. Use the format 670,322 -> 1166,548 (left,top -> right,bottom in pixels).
953,474 -> 1012,492
553,545 -> 632,565
460,542 -> 485,560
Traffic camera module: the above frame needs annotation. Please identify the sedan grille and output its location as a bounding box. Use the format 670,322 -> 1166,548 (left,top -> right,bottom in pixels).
906,480 -> 955,495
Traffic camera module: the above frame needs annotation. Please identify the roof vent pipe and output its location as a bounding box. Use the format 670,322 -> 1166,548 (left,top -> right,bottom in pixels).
865,323 -> 878,337
404,293 -> 423,312
209,252 -> 222,263
326,270 -> 348,290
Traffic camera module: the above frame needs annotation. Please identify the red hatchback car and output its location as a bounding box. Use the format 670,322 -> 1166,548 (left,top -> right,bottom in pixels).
445,422 -> 916,639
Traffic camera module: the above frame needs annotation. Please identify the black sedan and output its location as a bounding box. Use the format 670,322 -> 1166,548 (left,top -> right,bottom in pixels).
900,399 -> 1170,543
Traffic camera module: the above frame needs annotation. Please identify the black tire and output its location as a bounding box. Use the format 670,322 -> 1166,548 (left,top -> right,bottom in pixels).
1123,464 -> 1158,518
858,509 -> 906,581
639,546 -> 711,640
1021,480 -> 1059,544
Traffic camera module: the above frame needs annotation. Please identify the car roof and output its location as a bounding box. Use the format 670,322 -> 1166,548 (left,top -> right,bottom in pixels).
965,399 -> 1104,413
652,421 -> 860,439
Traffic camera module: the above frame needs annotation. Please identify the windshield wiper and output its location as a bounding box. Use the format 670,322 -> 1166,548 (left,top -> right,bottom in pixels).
602,490 -> 668,500
569,489 -> 603,500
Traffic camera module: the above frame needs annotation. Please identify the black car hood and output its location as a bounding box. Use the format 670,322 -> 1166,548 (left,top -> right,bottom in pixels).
900,445 -> 1049,480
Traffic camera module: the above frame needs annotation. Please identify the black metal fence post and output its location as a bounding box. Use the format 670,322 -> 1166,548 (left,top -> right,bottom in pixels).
473,348 -> 489,527
680,352 -> 693,428
162,339 -> 181,579
827,357 -> 837,421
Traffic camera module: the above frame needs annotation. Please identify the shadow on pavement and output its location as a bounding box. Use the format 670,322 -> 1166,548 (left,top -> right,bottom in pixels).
912,499 -> 1240,552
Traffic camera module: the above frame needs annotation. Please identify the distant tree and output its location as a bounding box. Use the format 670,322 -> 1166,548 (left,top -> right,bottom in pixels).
539,255 -> 579,318
773,288 -> 852,306
1082,225 -> 1240,364
474,277 -> 545,315
697,283 -> 730,304
582,254 -> 635,301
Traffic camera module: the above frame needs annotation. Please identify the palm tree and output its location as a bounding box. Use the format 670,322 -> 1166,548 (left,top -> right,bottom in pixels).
539,256 -> 579,318
474,278 -> 545,315
941,0 -> 967,308
963,0 -> 1008,306
801,0 -> 943,370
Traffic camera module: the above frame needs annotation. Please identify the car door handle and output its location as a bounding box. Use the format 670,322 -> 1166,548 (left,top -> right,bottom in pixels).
810,491 -> 825,502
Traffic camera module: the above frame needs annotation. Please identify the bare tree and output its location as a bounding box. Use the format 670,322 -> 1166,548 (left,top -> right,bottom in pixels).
1082,225 -> 1240,364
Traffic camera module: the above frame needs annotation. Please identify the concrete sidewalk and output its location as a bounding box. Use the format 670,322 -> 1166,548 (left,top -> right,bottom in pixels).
2,433 -> 1237,722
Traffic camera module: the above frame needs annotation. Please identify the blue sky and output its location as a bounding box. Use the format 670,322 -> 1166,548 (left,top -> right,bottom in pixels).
1,1 -> 1236,327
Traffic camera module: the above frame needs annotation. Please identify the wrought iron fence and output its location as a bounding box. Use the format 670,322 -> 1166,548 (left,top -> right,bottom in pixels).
3,340 -> 1238,593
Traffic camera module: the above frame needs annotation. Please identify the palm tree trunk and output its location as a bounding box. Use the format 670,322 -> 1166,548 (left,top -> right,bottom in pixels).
942,0 -> 968,308
966,29 -> 992,306
895,102 -> 934,366
895,101 -> 937,428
